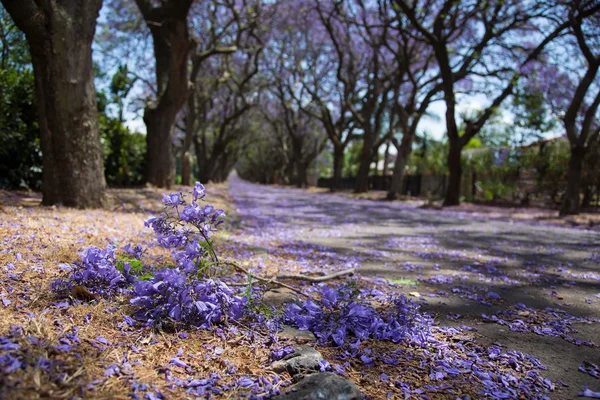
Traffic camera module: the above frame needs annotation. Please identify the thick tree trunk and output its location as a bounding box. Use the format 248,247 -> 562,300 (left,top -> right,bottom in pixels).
145,108 -> 176,188
444,140 -> 462,206
355,160 -> 370,193
136,1 -> 194,188
332,145 -> 344,191
560,146 -> 585,216
5,0 -> 106,207
193,133 -> 210,184
31,60 -> 60,205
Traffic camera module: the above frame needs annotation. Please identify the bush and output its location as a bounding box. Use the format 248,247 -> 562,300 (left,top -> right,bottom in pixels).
0,68 -> 41,190
100,116 -> 146,187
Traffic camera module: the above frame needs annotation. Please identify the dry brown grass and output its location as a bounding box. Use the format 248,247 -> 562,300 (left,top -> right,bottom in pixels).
0,183 -> 295,399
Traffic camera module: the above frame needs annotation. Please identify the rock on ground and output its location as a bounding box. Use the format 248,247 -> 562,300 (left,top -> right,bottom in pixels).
271,346 -> 323,375
274,373 -> 362,400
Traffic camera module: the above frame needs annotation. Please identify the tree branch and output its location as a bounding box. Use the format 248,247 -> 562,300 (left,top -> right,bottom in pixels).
2,0 -> 43,39
278,268 -> 356,282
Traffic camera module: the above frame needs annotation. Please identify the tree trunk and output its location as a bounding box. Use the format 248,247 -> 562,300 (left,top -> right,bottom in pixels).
355,137 -> 373,193
296,160 -> 307,188
181,98 -> 196,186
293,147 -> 305,187
581,185 -> 592,209
4,0 -> 106,208
382,141 -> 390,176
560,146 -> 585,216
136,1 -> 194,188
193,128 -> 210,183
181,151 -> 193,186
332,145 -> 344,191
444,140 -> 462,206
145,109 -> 177,188
387,137 -> 412,200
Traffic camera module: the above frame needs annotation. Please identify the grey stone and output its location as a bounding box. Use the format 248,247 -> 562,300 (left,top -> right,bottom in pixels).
273,373 -> 362,400
262,288 -> 299,308
279,325 -> 316,343
271,346 -> 323,375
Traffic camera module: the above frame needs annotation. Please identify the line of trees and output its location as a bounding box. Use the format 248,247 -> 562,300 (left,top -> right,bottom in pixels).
1,0 -> 599,215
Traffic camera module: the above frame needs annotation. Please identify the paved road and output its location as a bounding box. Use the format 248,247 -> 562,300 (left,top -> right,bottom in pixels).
228,177 -> 600,399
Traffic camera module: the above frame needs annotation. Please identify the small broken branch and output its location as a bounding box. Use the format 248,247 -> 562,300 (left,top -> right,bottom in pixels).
216,261 -> 357,298
277,268 -> 356,282
216,260 -> 309,298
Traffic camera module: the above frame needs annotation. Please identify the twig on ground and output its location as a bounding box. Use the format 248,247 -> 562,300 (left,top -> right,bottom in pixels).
217,261 -> 357,299
277,268 -> 355,282
216,260 -> 309,297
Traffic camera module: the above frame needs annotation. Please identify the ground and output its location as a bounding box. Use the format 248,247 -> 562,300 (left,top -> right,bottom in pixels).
229,177 -> 600,399
305,187 -> 600,231
0,178 -> 599,399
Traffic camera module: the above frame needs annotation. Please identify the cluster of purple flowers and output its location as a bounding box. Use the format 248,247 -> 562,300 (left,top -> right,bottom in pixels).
51,245 -> 134,298
283,284 -> 426,346
130,183 -> 238,328
50,183 -> 238,330
144,183 -> 225,274
146,183 -> 225,250
130,269 -> 246,328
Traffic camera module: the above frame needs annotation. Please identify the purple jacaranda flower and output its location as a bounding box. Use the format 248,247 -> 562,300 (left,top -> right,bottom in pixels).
144,392 -> 164,400
95,336 -> 110,346
193,182 -> 206,202
162,193 -> 185,208
131,381 -> 150,391
487,292 -> 501,300
104,364 -> 120,377
321,285 -> 338,309
319,359 -> 331,371
50,279 -> 74,297
169,357 -> 187,369
236,377 -> 258,389
579,385 -> 600,398
579,361 -> 600,379
52,344 -> 73,352
123,244 -> 144,259
180,204 -> 206,224
0,353 -> 21,374
360,354 -> 373,365
270,346 -> 293,363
